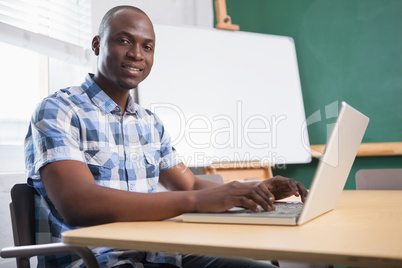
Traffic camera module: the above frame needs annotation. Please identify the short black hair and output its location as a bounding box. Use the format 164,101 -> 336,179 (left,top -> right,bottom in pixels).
98,6 -> 148,37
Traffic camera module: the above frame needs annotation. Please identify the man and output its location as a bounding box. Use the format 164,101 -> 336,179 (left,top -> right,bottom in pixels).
25,5 -> 308,268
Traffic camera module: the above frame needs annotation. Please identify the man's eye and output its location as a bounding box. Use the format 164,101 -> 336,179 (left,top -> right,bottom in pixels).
144,45 -> 153,51
117,39 -> 129,44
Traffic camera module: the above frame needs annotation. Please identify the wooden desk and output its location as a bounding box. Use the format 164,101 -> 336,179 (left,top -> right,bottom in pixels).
62,191 -> 402,268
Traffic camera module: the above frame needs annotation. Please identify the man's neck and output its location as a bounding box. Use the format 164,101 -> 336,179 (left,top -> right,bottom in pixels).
102,87 -> 130,114
92,74 -> 132,115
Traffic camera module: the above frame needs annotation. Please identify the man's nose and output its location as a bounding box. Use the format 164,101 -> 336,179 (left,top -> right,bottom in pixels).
127,44 -> 144,60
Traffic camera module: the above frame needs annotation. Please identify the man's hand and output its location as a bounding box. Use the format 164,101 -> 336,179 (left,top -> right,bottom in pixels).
191,176 -> 308,213
253,175 -> 308,207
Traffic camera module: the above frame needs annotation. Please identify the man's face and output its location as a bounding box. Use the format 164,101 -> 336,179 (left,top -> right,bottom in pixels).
93,9 -> 155,91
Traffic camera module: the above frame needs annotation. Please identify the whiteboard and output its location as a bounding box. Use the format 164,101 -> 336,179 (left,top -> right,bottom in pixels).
139,24 -> 311,167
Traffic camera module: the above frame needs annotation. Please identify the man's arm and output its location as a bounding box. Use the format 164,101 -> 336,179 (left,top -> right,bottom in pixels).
158,162 -> 221,191
40,160 -> 201,226
41,160 -> 307,227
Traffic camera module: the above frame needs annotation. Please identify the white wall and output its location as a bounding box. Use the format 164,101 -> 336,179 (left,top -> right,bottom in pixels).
91,0 -> 213,37
0,1 -> 213,266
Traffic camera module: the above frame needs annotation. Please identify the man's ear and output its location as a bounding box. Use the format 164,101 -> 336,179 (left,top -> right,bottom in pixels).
92,35 -> 101,56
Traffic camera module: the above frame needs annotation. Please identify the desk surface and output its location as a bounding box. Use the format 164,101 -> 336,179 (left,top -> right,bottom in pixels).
62,191 -> 402,268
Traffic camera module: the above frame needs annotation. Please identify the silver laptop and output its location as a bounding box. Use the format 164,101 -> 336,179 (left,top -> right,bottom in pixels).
183,102 -> 369,226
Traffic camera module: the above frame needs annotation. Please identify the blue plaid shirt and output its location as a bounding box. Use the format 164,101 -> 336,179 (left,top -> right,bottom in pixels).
25,74 -> 182,268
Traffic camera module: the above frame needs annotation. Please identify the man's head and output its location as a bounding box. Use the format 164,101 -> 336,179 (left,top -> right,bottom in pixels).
97,6 -> 147,39
92,6 -> 155,93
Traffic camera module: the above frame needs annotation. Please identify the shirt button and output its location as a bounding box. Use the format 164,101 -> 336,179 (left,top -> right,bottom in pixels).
129,182 -> 135,191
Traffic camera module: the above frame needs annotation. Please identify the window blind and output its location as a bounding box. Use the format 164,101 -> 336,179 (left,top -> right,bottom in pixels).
0,0 -> 91,48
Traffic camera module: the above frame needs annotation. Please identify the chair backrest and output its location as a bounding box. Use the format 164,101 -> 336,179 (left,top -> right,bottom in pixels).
355,169 -> 402,190
10,183 -> 37,247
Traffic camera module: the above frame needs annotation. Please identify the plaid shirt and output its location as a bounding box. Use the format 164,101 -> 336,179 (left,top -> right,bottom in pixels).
25,74 -> 182,268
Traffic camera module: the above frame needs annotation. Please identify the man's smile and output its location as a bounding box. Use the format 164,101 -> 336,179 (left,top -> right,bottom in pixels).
122,64 -> 144,72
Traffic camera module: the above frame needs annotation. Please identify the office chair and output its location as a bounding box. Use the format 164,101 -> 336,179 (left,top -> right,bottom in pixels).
0,183 -> 99,268
355,168 -> 402,190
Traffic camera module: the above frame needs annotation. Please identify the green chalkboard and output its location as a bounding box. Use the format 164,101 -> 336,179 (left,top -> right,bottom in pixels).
215,0 -> 402,189
223,0 -> 402,145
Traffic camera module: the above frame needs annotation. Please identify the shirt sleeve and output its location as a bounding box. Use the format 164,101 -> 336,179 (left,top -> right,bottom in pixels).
25,95 -> 85,178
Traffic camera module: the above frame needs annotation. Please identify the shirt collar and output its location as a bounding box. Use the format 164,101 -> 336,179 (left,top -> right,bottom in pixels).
81,74 -> 138,115
125,94 -> 137,115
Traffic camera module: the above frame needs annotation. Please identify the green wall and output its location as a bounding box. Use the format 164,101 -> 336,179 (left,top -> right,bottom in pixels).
217,0 -> 402,188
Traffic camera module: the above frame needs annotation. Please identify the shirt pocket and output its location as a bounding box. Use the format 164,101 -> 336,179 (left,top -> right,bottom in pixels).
84,149 -> 119,182
143,150 -> 161,179
84,149 -> 119,168
144,150 -> 159,166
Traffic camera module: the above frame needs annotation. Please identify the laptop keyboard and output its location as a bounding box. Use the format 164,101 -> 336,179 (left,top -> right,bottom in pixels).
268,202 -> 303,215
227,201 -> 303,217
248,201 -> 303,216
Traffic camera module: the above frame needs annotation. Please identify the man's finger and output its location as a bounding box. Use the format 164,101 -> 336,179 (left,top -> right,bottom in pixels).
255,183 -> 275,211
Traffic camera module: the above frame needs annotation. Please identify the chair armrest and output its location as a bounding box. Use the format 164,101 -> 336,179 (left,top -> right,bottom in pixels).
1,242 -> 99,268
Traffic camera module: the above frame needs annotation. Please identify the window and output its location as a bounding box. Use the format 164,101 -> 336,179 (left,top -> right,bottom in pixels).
0,42 -> 47,145
0,42 -> 89,145
0,1 -> 92,172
